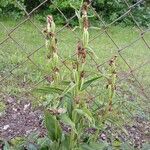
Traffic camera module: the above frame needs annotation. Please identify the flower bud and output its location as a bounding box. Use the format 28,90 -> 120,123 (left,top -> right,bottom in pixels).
83,29 -> 89,47
53,52 -> 58,66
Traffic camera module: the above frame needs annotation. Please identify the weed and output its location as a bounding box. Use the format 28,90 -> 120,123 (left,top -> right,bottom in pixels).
33,1 -> 132,149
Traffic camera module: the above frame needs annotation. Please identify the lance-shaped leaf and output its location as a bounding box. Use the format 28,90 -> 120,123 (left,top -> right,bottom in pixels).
44,111 -> 62,141
87,47 -> 98,59
3,141 -> 10,150
73,108 -> 94,124
60,114 -> 77,134
59,82 -> 76,98
35,87 -> 72,98
27,143 -> 38,150
37,137 -> 51,149
81,142 -> 109,150
81,76 -> 102,91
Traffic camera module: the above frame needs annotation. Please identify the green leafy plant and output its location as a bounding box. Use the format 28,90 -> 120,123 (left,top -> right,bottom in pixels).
35,1 -> 109,149
33,1 -> 135,150
1,0 -> 149,27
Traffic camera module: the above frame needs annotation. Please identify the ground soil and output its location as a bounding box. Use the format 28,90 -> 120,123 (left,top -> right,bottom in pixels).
0,95 -> 149,149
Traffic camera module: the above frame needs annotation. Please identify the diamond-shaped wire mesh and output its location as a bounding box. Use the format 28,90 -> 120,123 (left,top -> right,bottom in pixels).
0,0 -> 149,148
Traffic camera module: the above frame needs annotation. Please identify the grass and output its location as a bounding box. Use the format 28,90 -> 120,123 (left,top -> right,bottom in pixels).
0,101 -> 5,113
0,18 -> 150,101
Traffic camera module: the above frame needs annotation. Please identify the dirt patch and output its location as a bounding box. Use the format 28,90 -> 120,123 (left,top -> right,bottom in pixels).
125,116 -> 150,149
0,96 -> 149,149
0,96 -> 43,140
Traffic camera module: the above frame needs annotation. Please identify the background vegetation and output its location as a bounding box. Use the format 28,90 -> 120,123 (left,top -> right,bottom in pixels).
0,0 -> 150,27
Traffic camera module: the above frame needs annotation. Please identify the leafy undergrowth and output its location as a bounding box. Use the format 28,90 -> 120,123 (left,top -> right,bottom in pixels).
0,96 -> 149,149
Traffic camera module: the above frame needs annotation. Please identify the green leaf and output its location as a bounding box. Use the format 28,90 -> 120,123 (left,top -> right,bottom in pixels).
81,142 -> 109,150
60,114 -> 77,134
81,144 -> 93,150
59,82 -> 76,98
27,143 -> 38,150
40,147 -> 49,150
81,76 -> 102,91
82,107 -> 95,124
28,132 -> 40,142
121,142 -> 135,150
87,47 -> 98,59
61,80 -> 71,85
73,108 -> 94,124
44,111 -> 62,141
37,137 -> 51,149
66,98 -> 74,118
112,139 -> 121,148
142,143 -> 150,150
35,87 -> 72,98
35,87 -> 63,94
61,134 -> 72,150
3,141 -> 10,150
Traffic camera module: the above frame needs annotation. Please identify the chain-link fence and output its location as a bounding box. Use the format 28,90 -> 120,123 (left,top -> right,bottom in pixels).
0,0 -> 150,148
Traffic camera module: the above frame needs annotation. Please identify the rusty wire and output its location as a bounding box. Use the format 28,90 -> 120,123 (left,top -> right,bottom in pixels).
0,0 -> 149,146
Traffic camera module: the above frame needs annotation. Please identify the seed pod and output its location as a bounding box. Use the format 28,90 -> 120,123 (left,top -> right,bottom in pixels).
73,69 -> 76,82
81,63 -> 85,71
52,52 -> 59,67
83,16 -> 89,30
51,21 -> 56,33
52,67 -> 60,83
82,2 -> 88,16
55,71 -> 60,83
108,84 -> 112,100
77,41 -> 83,57
73,69 -> 79,84
46,39 -> 50,49
79,71 -> 85,90
46,40 -> 53,59
47,15 -> 55,33
83,29 -> 89,47
85,0 -> 92,5
112,73 -> 117,87
112,89 -> 115,99
80,77 -> 84,90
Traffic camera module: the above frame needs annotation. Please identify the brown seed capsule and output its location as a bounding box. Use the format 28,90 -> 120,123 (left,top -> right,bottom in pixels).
48,108 -> 66,115
82,2 -> 89,16
84,0 -> 92,5
83,17 -> 89,30
47,15 -> 53,25
77,41 -> 83,55
82,2 -> 89,29
43,28 -> 47,34
75,96 -> 80,104
53,67 -> 59,73
72,61 -> 78,70
80,70 -> 85,78
44,75 -> 53,83
47,53 -> 52,59
76,41 -> 86,63
52,45 -> 57,52
81,48 -> 86,63
109,55 -> 117,66
108,101 -> 112,111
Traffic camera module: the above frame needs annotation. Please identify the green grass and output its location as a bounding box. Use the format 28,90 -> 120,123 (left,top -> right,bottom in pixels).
0,101 -> 5,113
0,19 -> 150,100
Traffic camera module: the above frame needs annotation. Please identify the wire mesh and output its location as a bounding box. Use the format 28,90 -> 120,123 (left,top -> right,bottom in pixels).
0,0 -> 149,148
